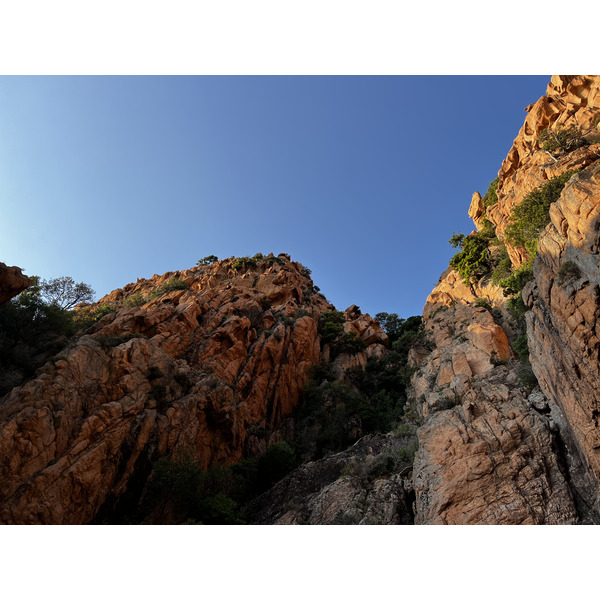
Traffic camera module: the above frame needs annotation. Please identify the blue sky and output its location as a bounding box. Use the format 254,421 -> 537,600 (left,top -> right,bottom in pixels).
0,76 -> 550,318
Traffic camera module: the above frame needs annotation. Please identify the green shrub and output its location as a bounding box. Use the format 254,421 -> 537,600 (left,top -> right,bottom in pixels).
174,371 -> 192,391
474,298 -> 492,311
149,278 -> 190,300
149,383 -> 169,412
231,257 -> 258,271
147,449 -> 204,511
557,260 -> 581,286
393,423 -> 417,439
319,311 -> 346,344
197,255 -> 219,266
302,284 -> 320,301
306,361 -> 336,385
518,359 -> 538,390
264,255 -> 286,266
498,258 -> 534,297
374,312 -> 405,343
256,441 -> 296,491
144,451 -> 255,524
507,295 -> 529,325
333,331 -> 366,356
489,351 -> 509,366
123,292 -> 146,307
505,170 -> 577,255
482,177 -> 499,207
449,229 -> 495,285
0,290 -> 78,395
93,303 -> 118,320
490,245 -> 513,285
538,126 -> 588,155
197,493 -> 245,525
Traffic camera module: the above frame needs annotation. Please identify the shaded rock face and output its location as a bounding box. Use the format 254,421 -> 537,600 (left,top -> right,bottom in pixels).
0,263 -> 31,304
526,164 -> 600,517
412,366 -> 577,524
410,75 -> 600,524
249,434 -> 415,525
0,255 -> 387,524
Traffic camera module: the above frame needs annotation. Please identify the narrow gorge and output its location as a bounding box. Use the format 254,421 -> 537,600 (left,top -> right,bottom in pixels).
2,75 -> 600,524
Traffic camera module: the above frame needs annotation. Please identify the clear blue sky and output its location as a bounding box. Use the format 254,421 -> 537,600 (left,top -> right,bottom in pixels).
0,76 -> 549,318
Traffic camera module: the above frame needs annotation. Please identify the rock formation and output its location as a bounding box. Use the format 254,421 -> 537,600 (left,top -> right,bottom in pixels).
0,254 -> 388,524
410,75 -> 600,524
0,263 -> 30,304
250,433 -> 415,525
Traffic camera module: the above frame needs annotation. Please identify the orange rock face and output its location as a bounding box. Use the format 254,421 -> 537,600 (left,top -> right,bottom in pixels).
413,367 -> 577,524
411,76 -> 600,524
0,263 -> 31,303
0,255 -> 387,524
488,75 -> 600,268
411,266 -> 578,523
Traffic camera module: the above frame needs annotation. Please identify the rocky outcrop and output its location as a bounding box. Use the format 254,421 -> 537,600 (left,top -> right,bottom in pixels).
487,75 -> 600,267
412,364 -> 577,524
410,76 -> 600,524
0,263 -> 30,303
249,433 -> 415,525
0,255 -> 387,524
409,283 -> 577,523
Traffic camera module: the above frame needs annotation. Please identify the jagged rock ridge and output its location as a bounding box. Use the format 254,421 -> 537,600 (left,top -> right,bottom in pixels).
0,254 -> 388,524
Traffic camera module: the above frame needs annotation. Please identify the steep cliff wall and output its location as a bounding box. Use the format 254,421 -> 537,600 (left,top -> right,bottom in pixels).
410,75 -> 600,524
0,254 -> 388,524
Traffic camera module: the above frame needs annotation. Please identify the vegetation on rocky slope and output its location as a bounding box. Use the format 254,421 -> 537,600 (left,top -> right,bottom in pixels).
1,252 -> 424,525
123,310 -> 423,524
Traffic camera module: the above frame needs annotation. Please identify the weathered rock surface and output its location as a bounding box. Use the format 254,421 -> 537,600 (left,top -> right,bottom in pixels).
487,75 -> 600,268
0,263 -> 31,304
526,164 -> 600,517
409,75 -> 600,524
0,255 -> 387,524
409,281 -> 578,523
249,433 -> 415,525
412,366 -> 577,524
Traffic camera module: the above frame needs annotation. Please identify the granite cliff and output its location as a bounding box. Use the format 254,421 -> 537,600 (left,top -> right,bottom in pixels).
0,254 -> 390,524
410,75 -> 600,524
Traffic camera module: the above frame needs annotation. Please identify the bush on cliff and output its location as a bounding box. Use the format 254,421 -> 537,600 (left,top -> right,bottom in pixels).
505,170 -> 577,255
449,228 -> 495,285
319,311 -> 346,344
557,260 -> 581,286
197,255 -> 218,266
498,257 -> 534,297
149,277 -> 190,300
538,126 -> 588,156
482,177 -> 499,207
